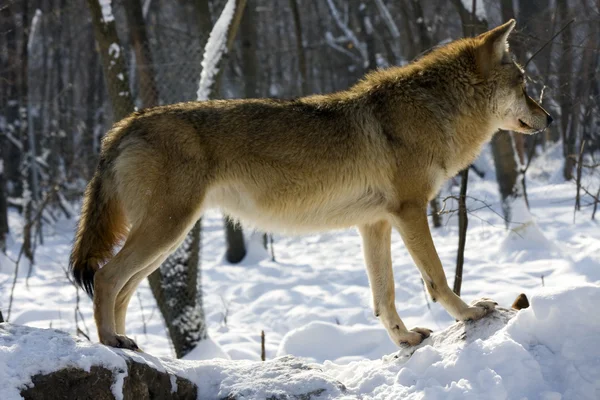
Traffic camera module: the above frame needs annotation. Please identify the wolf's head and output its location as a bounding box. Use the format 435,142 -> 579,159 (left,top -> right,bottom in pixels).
474,20 -> 552,134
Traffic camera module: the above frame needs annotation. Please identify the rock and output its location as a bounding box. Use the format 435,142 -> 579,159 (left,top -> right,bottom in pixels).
0,323 -> 196,400
20,361 -> 196,400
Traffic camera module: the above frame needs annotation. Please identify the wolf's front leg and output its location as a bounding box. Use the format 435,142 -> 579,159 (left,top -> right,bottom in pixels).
390,203 -> 496,322
359,221 -> 432,346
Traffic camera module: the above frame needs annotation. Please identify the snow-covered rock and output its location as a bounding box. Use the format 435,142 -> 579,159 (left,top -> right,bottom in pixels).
3,285 -> 599,399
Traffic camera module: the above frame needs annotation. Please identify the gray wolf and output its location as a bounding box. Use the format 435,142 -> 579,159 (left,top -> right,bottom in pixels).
70,20 -> 552,350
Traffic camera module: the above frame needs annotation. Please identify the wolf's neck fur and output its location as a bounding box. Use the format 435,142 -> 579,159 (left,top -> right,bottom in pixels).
339,41 -> 497,176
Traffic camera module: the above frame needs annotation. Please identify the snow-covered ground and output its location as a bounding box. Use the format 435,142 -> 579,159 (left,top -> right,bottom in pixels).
1,143 -> 599,399
2,285 -> 599,399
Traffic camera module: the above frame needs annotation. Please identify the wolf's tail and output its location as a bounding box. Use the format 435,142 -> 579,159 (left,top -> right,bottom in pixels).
69,167 -> 127,298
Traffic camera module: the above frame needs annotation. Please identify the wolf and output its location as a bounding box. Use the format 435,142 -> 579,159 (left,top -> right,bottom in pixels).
70,20 -> 552,350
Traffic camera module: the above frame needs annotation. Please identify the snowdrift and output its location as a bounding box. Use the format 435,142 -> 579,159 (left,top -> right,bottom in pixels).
1,285 -> 599,399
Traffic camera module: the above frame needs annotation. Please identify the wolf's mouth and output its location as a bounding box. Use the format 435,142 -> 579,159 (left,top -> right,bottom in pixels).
518,119 -> 532,130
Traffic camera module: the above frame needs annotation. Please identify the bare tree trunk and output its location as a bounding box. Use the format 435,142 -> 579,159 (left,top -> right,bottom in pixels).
429,195 -> 442,228
123,0 -> 159,108
84,36 -> 99,178
148,222 -> 206,358
0,159 -> 8,253
19,2 -> 34,263
86,0 -> 134,122
225,218 -> 246,263
556,0 -> 574,180
195,0 -> 212,30
491,132 -> 520,225
453,169 -> 468,295
289,0 -> 309,95
241,1 -> 259,98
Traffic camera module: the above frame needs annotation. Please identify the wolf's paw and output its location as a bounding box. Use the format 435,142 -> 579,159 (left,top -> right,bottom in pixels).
393,326 -> 432,347
101,333 -> 140,351
460,298 -> 498,321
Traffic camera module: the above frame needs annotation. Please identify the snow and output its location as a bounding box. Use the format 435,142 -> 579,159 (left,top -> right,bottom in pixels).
27,10 -> 42,52
108,43 -> 120,59
197,0 -> 237,101
182,336 -> 229,361
1,145 -> 600,398
2,286 -> 599,399
0,324 -> 129,400
99,0 -> 114,23
461,0 -> 487,20
277,321 -> 397,364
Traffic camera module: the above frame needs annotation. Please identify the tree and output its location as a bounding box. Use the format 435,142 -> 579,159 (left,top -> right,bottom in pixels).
148,221 -> 206,358
86,0 -> 134,121
288,0 -> 309,95
556,0 -> 574,180
123,0 -> 159,108
0,159 -> 7,252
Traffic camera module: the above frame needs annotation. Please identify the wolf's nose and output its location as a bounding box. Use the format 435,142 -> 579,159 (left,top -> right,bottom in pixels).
547,114 -> 553,126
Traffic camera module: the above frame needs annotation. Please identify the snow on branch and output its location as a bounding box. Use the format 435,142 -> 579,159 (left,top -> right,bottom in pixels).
99,0 -> 115,23
197,0 -> 238,101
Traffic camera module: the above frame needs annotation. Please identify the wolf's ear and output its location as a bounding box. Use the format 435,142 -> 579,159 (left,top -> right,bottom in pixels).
476,19 -> 516,76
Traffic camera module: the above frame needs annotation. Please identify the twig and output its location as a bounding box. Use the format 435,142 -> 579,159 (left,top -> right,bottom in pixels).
261,330 -> 266,361
137,291 -> 148,335
524,19 -> 574,69
6,185 -> 60,321
592,187 -> 600,220
26,194 -> 56,287
63,264 -> 90,339
574,140 -> 586,220
269,234 -> 276,262
441,195 -> 511,225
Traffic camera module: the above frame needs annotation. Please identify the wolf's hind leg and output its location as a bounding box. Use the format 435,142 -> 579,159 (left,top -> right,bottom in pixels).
359,220 -> 432,346
390,203 -> 496,322
114,253 -> 169,336
94,207 -> 201,350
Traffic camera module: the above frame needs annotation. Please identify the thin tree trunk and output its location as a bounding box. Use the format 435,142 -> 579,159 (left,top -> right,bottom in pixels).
289,0 -> 309,95
491,132 -> 520,225
556,0 -> 574,179
453,169 -> 468,295
86,0 -> 134,122
0,160 -> 8,253
429,195 -> 442,228
84,37 -> 99,178
123,0 -> 159,108
1,5 -> 22,191
241,1 -> 259,98
148,222 -> 206,358
20,1 -> 34,263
